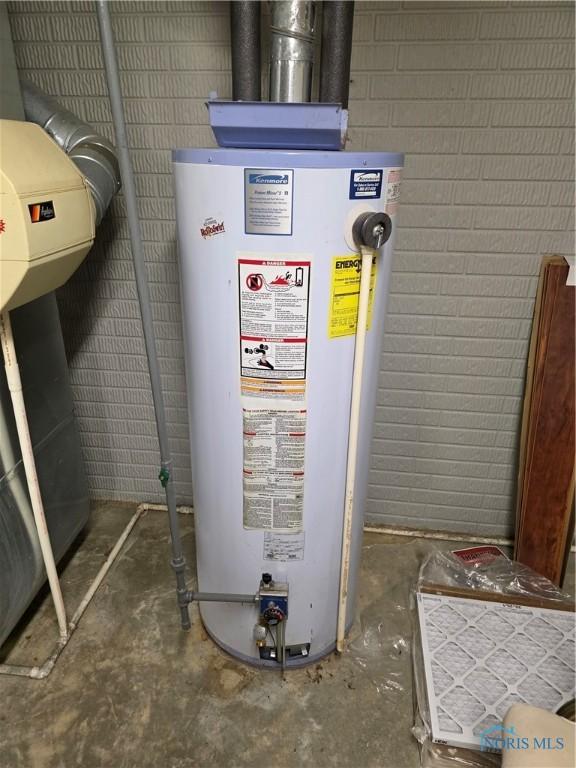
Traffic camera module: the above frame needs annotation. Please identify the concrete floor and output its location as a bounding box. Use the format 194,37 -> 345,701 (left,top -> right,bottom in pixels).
0,502 -> 573,768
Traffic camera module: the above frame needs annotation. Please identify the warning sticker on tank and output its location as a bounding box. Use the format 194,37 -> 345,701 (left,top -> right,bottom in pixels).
244,169 -> 294,235
327,255 -> 377,338
386,169 -> 402,216
243,409 -> 306,531
239,257 -> 310,407
263,531 -> 305,561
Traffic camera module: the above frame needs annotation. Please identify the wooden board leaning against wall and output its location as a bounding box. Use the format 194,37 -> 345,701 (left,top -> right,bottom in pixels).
515,256 -> 575,586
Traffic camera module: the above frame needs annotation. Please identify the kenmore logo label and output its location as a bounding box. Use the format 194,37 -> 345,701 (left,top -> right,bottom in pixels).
349,168 -> 384,200
248,174 -> 290,185
353,172 -> 381,183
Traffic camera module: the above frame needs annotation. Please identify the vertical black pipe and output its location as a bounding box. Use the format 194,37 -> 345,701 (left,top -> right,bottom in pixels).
319,1 -> 355,108
230,1 -> 262,101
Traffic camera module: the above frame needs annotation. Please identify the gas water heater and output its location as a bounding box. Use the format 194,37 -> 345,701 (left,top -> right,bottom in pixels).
174,103 -> 403,667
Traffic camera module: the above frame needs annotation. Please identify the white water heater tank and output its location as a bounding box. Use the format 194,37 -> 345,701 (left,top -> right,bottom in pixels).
173,148 -> 403,666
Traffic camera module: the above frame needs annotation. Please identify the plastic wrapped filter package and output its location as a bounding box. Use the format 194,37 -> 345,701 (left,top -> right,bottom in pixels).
414,550 -> 574,606
412,549 -> 575,768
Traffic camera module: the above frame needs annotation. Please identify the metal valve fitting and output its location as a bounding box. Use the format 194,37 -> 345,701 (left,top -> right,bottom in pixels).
352,211 -> 392,250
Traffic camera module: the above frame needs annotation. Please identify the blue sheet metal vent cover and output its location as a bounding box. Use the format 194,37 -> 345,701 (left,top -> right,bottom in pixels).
207,101 -> 347,151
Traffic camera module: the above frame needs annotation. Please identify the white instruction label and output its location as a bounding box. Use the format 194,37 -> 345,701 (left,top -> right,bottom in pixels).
243,409 -> 306,531
244,169 -> 294,235
386,169 -> 402,215
263,531 -> 305,561
239,257 -> 310,407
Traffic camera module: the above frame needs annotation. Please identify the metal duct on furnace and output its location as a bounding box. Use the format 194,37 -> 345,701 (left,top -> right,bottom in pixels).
20,78 -> 120,225
319,1 -> 355,108
269,0 -> 316,103
231,1 -> 261,101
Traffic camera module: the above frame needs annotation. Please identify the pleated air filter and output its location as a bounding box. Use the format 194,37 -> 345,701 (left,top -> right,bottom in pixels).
417,592 -> 575,751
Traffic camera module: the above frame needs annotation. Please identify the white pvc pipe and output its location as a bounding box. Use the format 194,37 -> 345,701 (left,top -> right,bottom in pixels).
336,244 -> 374,653
0,506 -> 142,678
363,525 -> 513,547
0,503 -> 192,679
363,525 -> 576,553
0,310 -> 68,640
67,506 -> 143,633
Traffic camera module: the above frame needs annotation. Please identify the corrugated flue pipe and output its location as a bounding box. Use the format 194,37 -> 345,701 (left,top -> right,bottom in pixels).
319,1 -> 354,108
270,1 -> 316,102
230,1 -> 261,101
20,78 -> 120,225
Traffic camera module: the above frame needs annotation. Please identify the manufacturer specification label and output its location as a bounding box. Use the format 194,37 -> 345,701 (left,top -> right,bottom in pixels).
238,257 -> 310,405
349,169 -> 383,199
243,409 -> 306,531
263,531 -> 305,561
386,169 -> 402,215
244,169 -> 294,235
328,255 -> 377,338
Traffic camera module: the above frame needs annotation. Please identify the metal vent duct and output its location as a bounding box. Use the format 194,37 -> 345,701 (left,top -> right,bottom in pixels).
269,1 -> 316,103
20,78 -> 120,225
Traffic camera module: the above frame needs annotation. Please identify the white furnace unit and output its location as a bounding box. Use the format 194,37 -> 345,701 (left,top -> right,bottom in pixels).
174,104 -> 403,667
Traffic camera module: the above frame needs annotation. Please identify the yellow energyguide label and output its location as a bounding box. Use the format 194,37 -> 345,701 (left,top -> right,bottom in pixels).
328,255 -> 377,338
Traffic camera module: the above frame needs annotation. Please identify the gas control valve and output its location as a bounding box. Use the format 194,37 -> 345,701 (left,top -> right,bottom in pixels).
259,573 -> 288,623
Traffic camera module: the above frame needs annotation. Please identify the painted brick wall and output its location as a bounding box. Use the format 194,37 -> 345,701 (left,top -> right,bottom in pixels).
7,1 -> 574,536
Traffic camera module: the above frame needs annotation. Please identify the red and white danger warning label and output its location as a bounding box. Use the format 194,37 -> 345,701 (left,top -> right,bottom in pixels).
238,255 -> 310,530
238,257 -> 310,407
